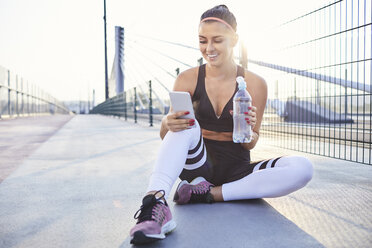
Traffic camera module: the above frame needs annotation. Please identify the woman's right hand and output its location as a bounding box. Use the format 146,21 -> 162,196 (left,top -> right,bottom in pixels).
163,111 -> 195,132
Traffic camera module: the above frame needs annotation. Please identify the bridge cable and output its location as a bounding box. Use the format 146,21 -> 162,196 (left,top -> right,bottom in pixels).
126,37 -> 193,68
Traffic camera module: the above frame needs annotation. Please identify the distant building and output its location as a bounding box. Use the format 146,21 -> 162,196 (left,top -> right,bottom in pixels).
109,26 -> 125,98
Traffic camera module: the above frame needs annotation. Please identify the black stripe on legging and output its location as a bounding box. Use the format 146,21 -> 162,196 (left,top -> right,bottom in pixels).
259,160 -> 270,170
188,133 -> 202,155
271,157 -> 282,168
186,145 -> 205,164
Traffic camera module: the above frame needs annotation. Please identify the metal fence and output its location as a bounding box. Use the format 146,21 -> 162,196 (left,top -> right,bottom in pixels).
252,0 -> 371,165
90,80 -> 168,126
0,65 -> 70,118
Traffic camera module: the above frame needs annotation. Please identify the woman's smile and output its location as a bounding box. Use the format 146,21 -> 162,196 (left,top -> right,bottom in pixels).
207,53 -> 219,60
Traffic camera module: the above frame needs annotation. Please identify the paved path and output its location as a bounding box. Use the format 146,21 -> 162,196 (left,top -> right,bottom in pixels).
0,115 -> 371,248
0,115 -> 73,183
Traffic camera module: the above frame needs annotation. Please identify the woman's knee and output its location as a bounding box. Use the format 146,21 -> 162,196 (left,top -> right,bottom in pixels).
164,120 -> 200,140
281,156 -> 313,185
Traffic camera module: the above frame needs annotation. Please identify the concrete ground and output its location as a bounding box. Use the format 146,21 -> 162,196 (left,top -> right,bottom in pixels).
0,115 -> 73,183
0,115 -> 371,248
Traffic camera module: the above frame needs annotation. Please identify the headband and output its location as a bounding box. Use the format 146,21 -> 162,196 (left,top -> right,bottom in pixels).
200,17 -> 235,32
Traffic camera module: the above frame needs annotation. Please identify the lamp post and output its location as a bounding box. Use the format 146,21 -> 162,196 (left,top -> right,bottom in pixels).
103,0 -> 109,100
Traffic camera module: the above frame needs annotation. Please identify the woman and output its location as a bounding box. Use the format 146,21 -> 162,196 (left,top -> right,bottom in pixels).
130,5 -> 313,245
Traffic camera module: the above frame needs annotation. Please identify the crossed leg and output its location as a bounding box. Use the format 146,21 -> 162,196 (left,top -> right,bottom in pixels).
147,120 -> 313,201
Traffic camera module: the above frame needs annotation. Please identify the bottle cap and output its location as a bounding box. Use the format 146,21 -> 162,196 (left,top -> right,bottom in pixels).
236,76 -> 246,90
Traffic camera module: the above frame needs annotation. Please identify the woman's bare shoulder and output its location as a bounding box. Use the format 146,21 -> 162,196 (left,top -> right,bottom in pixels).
245,70 -> 267,89
245,70 -> 267,97
173,67 -> 199,96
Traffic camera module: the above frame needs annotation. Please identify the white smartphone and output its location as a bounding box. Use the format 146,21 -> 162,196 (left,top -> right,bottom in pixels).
169,91 -> 195,119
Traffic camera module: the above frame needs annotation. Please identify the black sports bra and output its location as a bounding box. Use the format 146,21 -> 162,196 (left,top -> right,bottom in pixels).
192,64 -> 245,132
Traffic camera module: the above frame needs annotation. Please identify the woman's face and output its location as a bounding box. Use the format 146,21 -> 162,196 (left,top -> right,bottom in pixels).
198,21 -> 237,67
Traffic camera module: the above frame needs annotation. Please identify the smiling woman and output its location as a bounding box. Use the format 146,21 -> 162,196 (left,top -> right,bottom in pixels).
128,4 -> 313,245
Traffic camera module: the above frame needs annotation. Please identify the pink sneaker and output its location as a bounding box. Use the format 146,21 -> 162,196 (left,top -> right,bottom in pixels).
173,177 -> 215,204
130,190 -> 176,245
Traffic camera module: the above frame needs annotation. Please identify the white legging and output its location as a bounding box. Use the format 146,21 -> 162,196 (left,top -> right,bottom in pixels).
147,120 -> 313,200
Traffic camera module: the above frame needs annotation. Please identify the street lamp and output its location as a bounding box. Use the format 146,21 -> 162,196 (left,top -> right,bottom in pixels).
103,0 -> 109,100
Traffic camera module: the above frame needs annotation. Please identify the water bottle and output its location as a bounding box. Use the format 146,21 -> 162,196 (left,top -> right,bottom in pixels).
233,76 -> 252,143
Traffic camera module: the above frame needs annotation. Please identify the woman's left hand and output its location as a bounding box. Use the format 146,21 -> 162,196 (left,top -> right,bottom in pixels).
230,106 -> 257,130
245,106 -> 257,130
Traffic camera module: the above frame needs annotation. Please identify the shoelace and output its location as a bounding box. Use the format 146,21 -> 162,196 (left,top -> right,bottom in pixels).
190,184 -> 214,203
133,190 -> 166,224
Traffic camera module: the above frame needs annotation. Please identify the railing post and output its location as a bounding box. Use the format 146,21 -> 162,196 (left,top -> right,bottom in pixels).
27,82 -> 30,115
0,83 -> 2,119
26,81 -> 29,115
124,91 -> 127,121
134,87 -> 137,123
293,77 -> 297,100
31,84 -> 33,114
16,75 -> 19,116
275,80 -> 278,99
316,80 -> 320,105
7,70 -> 10,117
21,78 -> 24,115
344,69 -> 348,116
38,87 -> 40,114
149,80 -> 153,127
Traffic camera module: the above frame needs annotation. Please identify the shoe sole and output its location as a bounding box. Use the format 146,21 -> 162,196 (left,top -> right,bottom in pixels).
130,219 -> 177,245
190,177 -> 207,185
175,177 -> 207,194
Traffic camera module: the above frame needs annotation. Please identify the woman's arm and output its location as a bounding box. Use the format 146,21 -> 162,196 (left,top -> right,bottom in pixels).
160,68 -> 198,140
241,130 -> 260,150
160,114 -> 170,139
159,109 -> 192,139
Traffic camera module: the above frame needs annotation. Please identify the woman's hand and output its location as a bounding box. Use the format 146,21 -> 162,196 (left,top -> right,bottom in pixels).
229,106 -> 257,130
245,106 -> 257,130
163,111 -> 195,132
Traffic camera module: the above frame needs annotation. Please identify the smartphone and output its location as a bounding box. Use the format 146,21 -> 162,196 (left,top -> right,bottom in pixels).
169,91 -> 195,119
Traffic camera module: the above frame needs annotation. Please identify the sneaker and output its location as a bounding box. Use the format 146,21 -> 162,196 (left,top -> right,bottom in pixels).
173,177 -> 215,204
130,190 -> 177,245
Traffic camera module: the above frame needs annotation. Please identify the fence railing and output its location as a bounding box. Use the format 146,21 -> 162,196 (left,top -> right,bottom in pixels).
253,0 -> 371,165
0,65 -> 70,118
90,80 -> 167,126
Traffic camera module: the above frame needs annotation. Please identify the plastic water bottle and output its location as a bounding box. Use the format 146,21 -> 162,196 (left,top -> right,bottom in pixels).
233,76 -> 252,143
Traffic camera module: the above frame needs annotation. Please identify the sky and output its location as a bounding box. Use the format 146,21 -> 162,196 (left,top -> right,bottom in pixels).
0,0 -> 328,103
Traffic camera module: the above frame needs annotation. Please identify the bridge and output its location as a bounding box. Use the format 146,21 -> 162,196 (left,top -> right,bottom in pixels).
1,114 -> 371,248
1,1 -> 372,247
